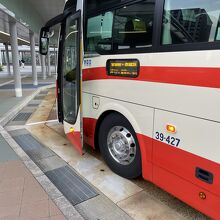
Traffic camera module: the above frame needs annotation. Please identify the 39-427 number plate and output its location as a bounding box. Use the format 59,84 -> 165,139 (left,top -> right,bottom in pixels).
155,132 -> 180,147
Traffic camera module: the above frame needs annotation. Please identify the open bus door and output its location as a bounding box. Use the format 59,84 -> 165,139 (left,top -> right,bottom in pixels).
40,10 -> 83,154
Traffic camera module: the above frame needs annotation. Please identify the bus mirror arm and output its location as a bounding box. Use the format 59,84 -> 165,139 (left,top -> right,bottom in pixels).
39,12 -> 67,55
43,8 -> 75,29
39,8 -> 79,55
44,13 -> 65,29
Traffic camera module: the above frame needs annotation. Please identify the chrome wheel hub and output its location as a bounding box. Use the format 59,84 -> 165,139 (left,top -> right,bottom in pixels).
107,126 -> 136,165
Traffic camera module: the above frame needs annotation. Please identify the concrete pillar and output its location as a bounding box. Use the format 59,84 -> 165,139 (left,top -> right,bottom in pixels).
29,31 -> 38,86
41,54 -> 46,79
47,49 -> 51,77
38,53 -> 41,66
4,43 -> 11,75
54,45 -> 57,74
9,20 -> 22,97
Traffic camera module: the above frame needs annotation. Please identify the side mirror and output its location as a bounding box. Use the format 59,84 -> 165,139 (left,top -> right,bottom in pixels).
39,27 -> 50,55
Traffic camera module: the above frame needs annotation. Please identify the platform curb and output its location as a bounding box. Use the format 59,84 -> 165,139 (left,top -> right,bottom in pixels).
0,84 -> 55,127
0,85 -> 84,220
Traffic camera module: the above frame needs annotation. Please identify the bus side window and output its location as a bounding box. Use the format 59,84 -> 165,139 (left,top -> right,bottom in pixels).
86,12 -> 113,54
162,0 -> 220,45
113,1 -> 155,50
215,15 -> 220,41
86,0 -> 156,54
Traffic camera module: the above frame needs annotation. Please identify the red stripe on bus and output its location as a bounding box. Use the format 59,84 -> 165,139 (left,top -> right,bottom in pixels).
137,133 -> 153,182
153,139 -> 220,197
83,117 -> 220,195
147,138 -> 220,219
67,131 -> 83,155
56,80 -> 58,98
154,165 -> 220,219
83,66 -> 220,88
83,117 -> 97,149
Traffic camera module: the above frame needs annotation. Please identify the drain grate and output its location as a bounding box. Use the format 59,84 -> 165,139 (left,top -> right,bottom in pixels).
27,103 -> 39,107
10,129 -> 98,207
28,100 -> 42,105
45,166 -> 98,205
12,134 -> 55,161
12,112 -> 32,121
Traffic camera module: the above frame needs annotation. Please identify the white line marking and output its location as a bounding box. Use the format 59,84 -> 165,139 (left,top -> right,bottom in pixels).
26,119 -> 58,126
0,75 -> 29,87
0,79 -> 14,87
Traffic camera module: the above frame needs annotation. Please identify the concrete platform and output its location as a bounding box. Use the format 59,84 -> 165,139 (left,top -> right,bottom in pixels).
1,87 -> 210,220
0,86 -> 69,219
0,160 -> 67,220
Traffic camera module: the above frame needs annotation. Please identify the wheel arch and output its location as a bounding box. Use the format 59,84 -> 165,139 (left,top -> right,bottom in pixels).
93,102 -> 154,180
94,103 -> 142,151
94,110 -> 116,151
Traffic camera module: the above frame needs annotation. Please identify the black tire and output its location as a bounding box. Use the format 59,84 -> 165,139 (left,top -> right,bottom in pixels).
98,113 -> 142,179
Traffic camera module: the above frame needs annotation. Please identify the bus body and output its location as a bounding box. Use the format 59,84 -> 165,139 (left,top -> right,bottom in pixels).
40,0 -> 220,218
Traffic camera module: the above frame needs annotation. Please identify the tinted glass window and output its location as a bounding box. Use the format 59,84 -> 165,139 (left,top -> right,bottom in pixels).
162,0 -> 220,45
86,12 -> 113,53
86,0 -> 155,54
113,1 -> 155,50
63,16 -> 79,123
87,0 -> 122,11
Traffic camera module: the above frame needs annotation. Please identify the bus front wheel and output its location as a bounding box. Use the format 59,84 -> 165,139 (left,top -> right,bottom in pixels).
98,113 -> 142,179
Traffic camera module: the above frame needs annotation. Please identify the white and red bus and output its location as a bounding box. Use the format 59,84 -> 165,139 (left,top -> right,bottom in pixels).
40,0 -> 220,218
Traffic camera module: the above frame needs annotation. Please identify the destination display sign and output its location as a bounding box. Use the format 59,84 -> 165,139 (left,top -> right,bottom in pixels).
106,59 -> 140,78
